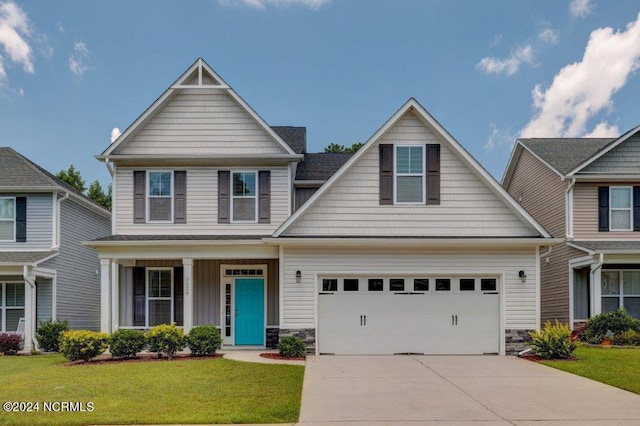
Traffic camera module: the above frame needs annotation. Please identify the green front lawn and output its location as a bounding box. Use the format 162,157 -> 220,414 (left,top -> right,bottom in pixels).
540,345 -> 640,394
0,355 -> 304,425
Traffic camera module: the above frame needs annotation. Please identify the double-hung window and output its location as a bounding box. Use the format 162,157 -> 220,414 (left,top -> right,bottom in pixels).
602,270 -> 640,318
232,171 -> 257,222
610,186 -> 632,231
1,282 -> 25,332
395,146 -> 424,203
147,269 -> 173,326
148,172 -> 173,222
0,197 -> 15,241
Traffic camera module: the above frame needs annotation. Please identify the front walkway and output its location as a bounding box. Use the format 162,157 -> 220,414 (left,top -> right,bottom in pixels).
220,349 -> 305,366
299,355 -> 640,425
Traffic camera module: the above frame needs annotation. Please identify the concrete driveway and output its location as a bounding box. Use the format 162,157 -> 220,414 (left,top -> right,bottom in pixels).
299,355 -> 640,425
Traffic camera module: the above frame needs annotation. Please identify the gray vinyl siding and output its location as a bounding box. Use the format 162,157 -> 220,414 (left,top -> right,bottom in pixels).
294,187 -> 319,211
581,134 -> 640,174
0,193 -> 52,250
36,278 -> 52,324
41,199 -> 110,330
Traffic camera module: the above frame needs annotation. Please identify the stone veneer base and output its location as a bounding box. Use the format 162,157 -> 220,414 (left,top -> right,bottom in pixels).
505,329 -> 533,355
278,328 -> 316,354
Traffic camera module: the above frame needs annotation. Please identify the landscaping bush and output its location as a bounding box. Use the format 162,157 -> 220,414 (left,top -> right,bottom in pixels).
613,329 -> 640,346
35,319 -> 69,352
0,333 -> 23,355
186,325 -> 222,356
145,323 -> 185,359
110,329 -> 146,358
59,330 -> 110,362
581,308 -> 640,344
277,336 -> 306,358
528,320 -> 576,359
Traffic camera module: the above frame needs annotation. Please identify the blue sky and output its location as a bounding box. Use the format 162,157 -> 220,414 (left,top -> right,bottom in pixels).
1,0 -> 640,189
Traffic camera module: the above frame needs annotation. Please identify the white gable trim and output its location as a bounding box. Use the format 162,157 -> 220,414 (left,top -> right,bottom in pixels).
273,98 -> 551,238
102,58 -> 297,157
501,140 -> 564,188
567,125 -> 640,176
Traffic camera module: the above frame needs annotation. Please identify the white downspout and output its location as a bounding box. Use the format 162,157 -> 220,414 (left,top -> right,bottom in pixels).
53,191 -> 69,249
22,265 -> 37,352
565,178 -> 576,240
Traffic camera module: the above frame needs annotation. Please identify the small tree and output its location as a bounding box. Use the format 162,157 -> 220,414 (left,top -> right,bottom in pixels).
324,142 -> 363,153
87,180 -> 112,210
56,165 -> 86,192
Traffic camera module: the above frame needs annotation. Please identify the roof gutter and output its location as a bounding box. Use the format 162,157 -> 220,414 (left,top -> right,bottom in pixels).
264,237 -> 562,248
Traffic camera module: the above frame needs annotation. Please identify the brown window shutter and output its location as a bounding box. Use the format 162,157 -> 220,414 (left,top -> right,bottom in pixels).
634,186 -> 640,231
133,171 -> 146,223
598,186 -> 609,232
258,170 -> 271,223
379,144 -> 394,205
174,171 -> 187,224
133,267 -> 146,327
218,171 -> 230,223
426,144 -> 440,205
15,197 -> 26,242
173,267 -> 184,326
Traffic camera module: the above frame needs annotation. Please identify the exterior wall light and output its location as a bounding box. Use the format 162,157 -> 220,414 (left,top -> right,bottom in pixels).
296,270 -> 302,283
518,270 -> 527,283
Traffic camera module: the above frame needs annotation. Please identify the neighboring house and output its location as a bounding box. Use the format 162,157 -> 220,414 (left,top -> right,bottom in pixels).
87,58 -> 555,355
0,148 -> 111,351
503,126 -> 640,328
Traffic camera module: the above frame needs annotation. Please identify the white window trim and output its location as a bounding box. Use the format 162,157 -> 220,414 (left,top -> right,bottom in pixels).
601,270 -> 640,313
610,186 -> 633,231
230,170 -> 258,223
0,196 -> 16,242
145,268 -> 173,327
1,281 -> 25,333
393,145 -> 426,204
146,171 -> 174,223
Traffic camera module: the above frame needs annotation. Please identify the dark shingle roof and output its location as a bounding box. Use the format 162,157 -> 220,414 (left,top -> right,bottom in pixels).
519,138 -> 615,175
571,241 -> 640,252
271,126 -> 306,154
92,235 -> 268,242
0,251 -> 57,264
295,153 -> 353,181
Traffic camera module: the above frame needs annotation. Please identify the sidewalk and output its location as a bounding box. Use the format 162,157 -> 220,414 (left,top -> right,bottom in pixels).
221,349 -> 305,366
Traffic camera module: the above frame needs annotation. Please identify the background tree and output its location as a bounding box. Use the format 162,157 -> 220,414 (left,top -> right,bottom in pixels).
55,164 -> 86,192
87,180 -> 112,210
324,142 -> 363,153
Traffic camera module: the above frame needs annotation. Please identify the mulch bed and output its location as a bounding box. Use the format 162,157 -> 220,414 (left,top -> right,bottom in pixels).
520,353 -> 577,362
63,353 -> 223,366
259,352 -> 306,361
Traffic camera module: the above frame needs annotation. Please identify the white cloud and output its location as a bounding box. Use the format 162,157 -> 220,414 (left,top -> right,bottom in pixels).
490,34 -> 502,47
539,28 -> 559,45
583,121 -> 620,137
219,0 -> 331,10
477,45 -> 534,76
68,41 -> 93,76
0,1 -> 34,79
484,124 -> 515,151
521,13 -> 640,138
110,127 -> 121,143
570,0 -> 593,19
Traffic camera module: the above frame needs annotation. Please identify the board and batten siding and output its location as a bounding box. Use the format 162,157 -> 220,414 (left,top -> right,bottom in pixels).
573,183 -> 640,239
116,89 -> 289,156
284,112 -> 537,237
36,278 -> 53,324
506,148 -> 566,238
115,166 -> 290,235
0,193 -> 52,250
539,243 -> 585,325
41,199 -> 111,330
580,134 -> 640,174
281,247 -> 538,330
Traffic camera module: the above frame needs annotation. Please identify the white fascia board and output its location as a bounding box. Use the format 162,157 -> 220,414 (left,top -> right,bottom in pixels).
264,237 -> 562,248
82,238 -> 269,248
0,186 -> 60,192
96,154 -> 303,162
501,140 -> 524,188
567,242 -> 595,255
567,125 -> 640,176
571,174 -> 640,182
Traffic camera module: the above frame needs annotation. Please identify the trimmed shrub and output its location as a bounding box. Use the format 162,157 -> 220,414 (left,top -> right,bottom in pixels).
0,333 -> 23,355
528,320 -> 576,359
110,329 -> 146,358
613,329 -> 640,346
59,330 -> 110,362
145,323 -> 185,359
186,325 -> 222,356
277,336 -> 306,358
36,319 -> 69,352
581,308 -> 640,344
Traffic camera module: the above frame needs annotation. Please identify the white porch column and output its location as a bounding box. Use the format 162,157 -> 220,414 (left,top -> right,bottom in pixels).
100,258 -> 112,334
23,281 -> 34,352
183,258 -> 194,332
111,261 -> 119,332
591,264 -> 602,316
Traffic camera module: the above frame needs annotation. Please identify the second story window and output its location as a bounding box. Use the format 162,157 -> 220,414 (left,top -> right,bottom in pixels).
610,186 -> 632,231
148,172 -> 173,222
0,197 -> 15,241
232,171 -> 257,222
395,146 -> 425,203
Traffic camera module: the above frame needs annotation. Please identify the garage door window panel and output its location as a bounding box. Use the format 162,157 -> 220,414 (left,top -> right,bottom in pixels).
481,279 -> 497,292
368,279 -> 383,292
344,279 -> 359,292
390,279 -> 405,292
322,279 -> 337,292
435,279 -> 451,291
460,279 -> 475,291
414,279 -> 429,291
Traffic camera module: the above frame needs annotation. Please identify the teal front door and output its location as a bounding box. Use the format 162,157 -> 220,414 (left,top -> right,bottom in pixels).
234,278 -> 265,345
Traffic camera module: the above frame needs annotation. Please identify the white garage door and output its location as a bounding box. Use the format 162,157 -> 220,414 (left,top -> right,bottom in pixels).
318,276 -> 500,355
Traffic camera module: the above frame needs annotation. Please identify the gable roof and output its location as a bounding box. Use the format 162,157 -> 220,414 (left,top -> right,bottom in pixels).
0,147 -> 110,216
519,138 -> 614,175
272,126 -> 307,154
295,153 -> 353,181
99,58 -> 298,159
566,125 -> 640,176
274,98 -> 551,238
